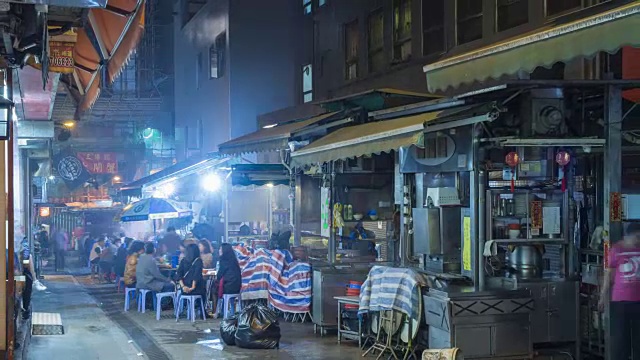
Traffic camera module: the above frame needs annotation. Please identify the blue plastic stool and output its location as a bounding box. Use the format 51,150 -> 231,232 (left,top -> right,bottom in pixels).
176,295 -> 206,322
155,292 -> 176,320
124,287 -> 136,311
137,289 -> 156,313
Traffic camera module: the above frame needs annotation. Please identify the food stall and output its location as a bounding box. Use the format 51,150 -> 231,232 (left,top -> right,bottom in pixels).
291,114 -> 435,335
223,164 -> 291,247
387,83 -> 633,359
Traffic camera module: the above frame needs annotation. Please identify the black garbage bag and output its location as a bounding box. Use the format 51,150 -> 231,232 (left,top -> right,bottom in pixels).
235,304 -> 281,349
220,316 -> 238,346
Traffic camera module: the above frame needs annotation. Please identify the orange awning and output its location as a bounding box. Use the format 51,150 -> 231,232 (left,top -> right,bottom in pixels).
73,0 -> 145,112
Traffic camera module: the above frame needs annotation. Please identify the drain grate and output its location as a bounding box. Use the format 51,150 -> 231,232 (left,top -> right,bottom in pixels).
31,312 -> 64,335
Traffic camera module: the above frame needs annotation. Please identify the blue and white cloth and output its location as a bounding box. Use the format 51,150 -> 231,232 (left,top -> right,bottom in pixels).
233,246 -> 312,313
358,266 -> 428,321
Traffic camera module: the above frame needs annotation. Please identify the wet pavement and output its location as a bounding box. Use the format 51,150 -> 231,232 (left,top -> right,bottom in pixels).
28,275 -> 142,360
31,271 -> 364,359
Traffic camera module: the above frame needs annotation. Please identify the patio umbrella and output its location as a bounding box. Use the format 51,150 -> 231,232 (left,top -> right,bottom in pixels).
119,198 -> 193,222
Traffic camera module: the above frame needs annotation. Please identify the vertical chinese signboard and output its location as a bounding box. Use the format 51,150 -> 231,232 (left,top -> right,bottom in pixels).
76,152 -> 118,174
321,187 -> 330,238
610,192 -> 622,223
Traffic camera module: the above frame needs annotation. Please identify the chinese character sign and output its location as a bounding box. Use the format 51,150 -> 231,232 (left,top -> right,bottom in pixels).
77,152 -> 118,174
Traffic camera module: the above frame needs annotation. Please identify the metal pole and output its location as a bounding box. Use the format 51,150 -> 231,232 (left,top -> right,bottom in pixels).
603,85 -> 622,360
6,69 -> 15,359
477,170 -> 486,291
328,162 -> 336,264
294,174 -> 302,246
223,174 -> 229,243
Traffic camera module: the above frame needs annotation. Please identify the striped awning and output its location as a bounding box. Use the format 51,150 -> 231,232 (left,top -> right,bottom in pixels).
424,1 -> 640,92
290,112 -> 442,166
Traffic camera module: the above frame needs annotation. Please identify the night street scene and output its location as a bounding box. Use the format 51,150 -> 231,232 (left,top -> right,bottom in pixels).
0,0 -> 639,359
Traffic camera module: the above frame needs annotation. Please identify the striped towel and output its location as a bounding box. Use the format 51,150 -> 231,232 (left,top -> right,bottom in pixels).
358,266 -> 427,321
233,246 -> 312,313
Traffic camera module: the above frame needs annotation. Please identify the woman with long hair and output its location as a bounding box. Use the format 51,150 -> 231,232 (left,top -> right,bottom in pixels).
217,243 -> 241,295
178,243 -> 205,297
198,239 -> 214,268
214,243 -> 242,318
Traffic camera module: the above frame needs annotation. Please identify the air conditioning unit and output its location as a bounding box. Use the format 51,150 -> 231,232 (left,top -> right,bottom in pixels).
521,89 -> 568,137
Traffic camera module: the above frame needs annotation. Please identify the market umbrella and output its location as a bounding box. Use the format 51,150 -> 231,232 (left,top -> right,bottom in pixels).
119,198 -> 193,222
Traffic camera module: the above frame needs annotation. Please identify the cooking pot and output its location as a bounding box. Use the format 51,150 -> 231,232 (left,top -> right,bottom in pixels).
509,245 -> 543,279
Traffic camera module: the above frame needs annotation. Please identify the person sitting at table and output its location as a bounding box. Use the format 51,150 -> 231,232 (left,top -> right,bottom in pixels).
214,243 -> 242,318
124,241 -> 145,288
136,242 -> 174,303
198,239 -> 214,269
178,243 -> 206,299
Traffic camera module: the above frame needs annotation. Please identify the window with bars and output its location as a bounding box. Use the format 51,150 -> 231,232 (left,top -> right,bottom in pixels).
456,0 -> 483,45
319,0 -> 326,7
422,0 -> 445,56
393,0 -> 412,61
368,9 -> 385,73
345,20 -> 359,80
497,0 -> 528,32
302,64 -> 313,103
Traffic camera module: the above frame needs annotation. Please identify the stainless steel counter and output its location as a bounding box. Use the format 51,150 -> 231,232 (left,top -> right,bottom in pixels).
488,277 -> 580,346
311,267 -> 369,334
424,287 -> 533,360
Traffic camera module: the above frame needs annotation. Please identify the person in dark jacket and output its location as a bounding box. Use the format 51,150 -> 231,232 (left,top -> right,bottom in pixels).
217,243 -> 241,295
178,243 -> 206,298
114,237 -> 132,278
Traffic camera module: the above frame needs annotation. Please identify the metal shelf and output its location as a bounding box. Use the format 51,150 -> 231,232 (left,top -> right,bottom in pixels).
489,238 -> 567,244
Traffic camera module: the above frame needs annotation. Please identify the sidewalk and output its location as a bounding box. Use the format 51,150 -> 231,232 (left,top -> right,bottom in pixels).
28,275 -> 142,360
81,276 -> 362,360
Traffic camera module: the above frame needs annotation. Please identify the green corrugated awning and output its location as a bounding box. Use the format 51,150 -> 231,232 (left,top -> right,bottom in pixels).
290,111 -> 444,166
423,1 -> 640,92
218,112 -> 339,155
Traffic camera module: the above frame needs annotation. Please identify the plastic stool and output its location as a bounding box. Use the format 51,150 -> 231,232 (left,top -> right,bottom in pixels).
176,295 -> 206,322
124,287 -> 136,311
116,276 -> 125,292
137,289 -> 156,313
155,292 -> 176,320
222,294 -> 241,319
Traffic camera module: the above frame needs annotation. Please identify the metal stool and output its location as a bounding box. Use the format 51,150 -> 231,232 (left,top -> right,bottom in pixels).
124,287 -> 136,311
362,310 -> 401,360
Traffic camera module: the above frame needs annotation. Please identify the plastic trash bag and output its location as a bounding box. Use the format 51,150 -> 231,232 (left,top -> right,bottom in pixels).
220,316 -> 238,346
235,304 -> 281,349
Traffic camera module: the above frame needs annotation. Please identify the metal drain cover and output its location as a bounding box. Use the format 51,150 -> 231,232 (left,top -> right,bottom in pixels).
31,312 -> 64,335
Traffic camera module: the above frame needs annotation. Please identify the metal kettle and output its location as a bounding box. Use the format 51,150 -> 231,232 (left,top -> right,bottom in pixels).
508,245 -> 543,279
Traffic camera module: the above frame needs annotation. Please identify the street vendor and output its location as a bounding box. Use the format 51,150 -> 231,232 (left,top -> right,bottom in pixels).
600,223 -> 640,360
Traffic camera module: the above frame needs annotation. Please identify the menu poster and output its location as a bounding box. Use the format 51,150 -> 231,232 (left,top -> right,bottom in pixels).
463,216 -> 471,271
542,206 -> 561,235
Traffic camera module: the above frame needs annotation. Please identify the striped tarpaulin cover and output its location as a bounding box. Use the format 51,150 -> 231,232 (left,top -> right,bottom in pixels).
233,245 -> 312,313
358,266 -> 428,321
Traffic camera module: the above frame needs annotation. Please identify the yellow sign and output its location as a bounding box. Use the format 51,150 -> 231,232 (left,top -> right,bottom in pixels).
463,216 -> 471,271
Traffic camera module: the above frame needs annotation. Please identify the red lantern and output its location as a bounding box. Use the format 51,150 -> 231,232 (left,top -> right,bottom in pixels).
505,152 -> 520,193
555,151 -> 571,192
